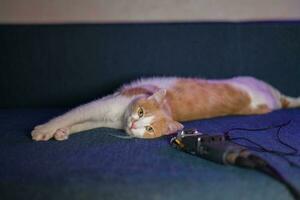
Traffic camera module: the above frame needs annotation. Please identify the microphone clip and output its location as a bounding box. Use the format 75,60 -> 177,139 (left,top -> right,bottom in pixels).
170,129 -> 230,154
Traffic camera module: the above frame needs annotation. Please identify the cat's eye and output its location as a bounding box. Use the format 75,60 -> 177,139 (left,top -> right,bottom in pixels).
145,126 -> 154,132
137,107 -> 144,118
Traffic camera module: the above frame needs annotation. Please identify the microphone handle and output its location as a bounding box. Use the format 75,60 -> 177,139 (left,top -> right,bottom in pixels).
195,142 -> 300,200
195,141 -> 246,165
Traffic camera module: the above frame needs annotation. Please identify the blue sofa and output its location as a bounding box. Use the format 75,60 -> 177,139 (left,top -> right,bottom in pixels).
0,22 -> 300,200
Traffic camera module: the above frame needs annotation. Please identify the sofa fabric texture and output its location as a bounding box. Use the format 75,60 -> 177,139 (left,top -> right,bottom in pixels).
1,108 -> 300,200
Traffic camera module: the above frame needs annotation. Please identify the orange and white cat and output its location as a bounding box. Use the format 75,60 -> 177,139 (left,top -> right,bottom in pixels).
31,76 -> 300,140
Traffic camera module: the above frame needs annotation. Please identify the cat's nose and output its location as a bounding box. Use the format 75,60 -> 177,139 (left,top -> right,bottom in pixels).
130,120 -> 137,129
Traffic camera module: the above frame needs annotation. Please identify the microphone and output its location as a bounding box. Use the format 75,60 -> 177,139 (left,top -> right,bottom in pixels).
171,129 -> 300,200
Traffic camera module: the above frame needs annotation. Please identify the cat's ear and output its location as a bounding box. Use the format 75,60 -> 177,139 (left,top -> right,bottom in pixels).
148,89 -> 167,103
165,121 -> 184,135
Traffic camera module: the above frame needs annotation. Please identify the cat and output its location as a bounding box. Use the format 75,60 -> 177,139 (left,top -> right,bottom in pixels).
31,76 -> 300,140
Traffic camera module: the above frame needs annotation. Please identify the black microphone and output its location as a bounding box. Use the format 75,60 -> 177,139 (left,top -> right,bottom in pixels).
171,129 -> 300,200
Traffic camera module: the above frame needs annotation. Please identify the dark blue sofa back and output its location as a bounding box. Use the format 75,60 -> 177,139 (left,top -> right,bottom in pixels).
0,22 -> 300,108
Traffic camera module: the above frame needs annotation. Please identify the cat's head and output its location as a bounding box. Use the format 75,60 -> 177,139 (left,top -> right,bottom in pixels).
124,89 -> 184,138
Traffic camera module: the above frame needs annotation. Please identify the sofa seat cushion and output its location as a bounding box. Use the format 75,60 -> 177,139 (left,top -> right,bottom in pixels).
0,108 -> 300,200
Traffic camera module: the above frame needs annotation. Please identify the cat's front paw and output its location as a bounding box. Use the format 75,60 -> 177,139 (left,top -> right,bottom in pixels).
53,128 -> 70,141
31,124 -> 56,141
31,124 -> 70,141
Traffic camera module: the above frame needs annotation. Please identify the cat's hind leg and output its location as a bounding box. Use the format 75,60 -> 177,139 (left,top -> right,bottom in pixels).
280,95 -> 300,108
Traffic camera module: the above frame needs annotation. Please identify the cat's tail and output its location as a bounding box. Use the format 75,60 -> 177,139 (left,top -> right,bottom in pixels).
280,95 -> 300,108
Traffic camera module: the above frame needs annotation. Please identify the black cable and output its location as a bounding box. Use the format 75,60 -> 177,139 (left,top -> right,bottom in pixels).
171,123 -> 300,199
224,120 -> 300,169
225,120 -> 291,133
225,120 -> 297,154
275,124 -> 298,155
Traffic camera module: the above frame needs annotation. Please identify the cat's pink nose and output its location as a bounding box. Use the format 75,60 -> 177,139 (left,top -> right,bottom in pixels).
130,121 -> 137,129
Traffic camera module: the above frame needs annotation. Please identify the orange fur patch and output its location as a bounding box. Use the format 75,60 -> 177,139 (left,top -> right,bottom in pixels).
131,98 -> 161,116
123,78 -> 273,138
120,85 -> 160,97
120,87 -> 153,97
165,79 -> 256,121
143,118 -> 168,138
130,97 -> 176,138
280,97 -> 290,108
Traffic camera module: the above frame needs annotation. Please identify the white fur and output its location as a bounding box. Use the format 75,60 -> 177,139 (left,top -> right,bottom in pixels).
61,94 -> 134,128
230,83 -> 267,108
93,94 -> 134,124
227,77 -> 281,109
132,113 -> 139,120
126,114 -> 155,137
31,94 -> 135,141
124,77 -> 177,90
135,116 -> 154,128
131,128 -> 145,138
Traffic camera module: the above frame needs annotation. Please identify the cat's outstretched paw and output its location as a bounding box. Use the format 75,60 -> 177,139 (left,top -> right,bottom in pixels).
31,125 -> 56,141
54,128 -> 70,141
31,124 -> 70,141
